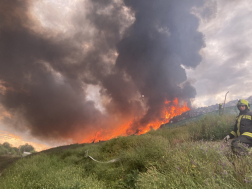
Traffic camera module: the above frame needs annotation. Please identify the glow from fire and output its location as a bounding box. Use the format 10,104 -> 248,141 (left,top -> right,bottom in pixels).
82,98 -> 190,143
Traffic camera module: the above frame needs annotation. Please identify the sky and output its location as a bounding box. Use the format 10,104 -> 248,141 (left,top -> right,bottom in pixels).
187,0 -> 252,107
0,0 -> 251,151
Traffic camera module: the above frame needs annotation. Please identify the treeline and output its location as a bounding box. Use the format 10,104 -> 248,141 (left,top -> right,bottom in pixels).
0,142 -> 36,156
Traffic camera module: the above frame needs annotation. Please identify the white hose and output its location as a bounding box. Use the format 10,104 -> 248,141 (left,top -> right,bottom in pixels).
85,150 -> 119,163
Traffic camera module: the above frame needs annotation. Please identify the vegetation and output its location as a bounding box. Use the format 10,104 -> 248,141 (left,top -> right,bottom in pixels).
0,142 -> 36,156
1,114 -> 252,188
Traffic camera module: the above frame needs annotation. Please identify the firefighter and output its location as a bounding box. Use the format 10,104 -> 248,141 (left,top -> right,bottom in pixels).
223,99 -> 252,155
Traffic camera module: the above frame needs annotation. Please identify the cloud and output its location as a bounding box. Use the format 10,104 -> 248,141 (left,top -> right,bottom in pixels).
187,0 -> 252,106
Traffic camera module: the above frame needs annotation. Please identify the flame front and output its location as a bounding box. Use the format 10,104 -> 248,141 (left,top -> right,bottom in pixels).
82,98 -> 190,143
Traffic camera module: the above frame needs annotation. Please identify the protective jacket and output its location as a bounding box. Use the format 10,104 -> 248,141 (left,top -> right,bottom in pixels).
230,109 -> 252,139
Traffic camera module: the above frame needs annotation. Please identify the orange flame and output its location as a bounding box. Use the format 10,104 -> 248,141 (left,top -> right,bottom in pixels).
82,98 -> 189,143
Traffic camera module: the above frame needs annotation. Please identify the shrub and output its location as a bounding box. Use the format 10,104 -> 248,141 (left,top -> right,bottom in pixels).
0,146 -> 8,155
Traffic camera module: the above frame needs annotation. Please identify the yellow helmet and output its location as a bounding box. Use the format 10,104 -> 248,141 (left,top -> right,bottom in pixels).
237,99 -> 250,110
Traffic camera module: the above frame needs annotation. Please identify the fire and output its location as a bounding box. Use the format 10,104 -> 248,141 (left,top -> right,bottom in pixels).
82,98 -> 190,143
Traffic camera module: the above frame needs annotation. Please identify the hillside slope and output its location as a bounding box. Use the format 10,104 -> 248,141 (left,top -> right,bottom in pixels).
1,114 -> 252,188
169,96 -> 252,124
164,106 -> 239,128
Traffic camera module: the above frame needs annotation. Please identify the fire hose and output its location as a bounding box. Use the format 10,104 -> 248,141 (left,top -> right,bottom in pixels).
85,150 -> 119,163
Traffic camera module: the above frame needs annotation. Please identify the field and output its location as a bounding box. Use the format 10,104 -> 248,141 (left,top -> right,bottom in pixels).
1,114 -> 252,188
0,156 -> 20,177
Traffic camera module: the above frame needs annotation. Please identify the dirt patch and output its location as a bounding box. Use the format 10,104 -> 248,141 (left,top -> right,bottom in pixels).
0,156 -> 20,176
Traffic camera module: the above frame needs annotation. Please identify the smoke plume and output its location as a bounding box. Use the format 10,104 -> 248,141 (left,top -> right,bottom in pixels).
0,0 -> 205,143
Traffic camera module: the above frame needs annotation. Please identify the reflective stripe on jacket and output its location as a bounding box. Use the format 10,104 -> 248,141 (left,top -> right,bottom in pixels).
230,110 -> 252,139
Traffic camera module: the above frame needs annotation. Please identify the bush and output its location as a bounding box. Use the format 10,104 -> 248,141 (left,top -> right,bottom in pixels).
12,147 -> 19,154
2,142 -> 12,151
0,145 -> 8,155
188,114 -> 235,141
0,153 -> 107,189
0,143 -> 36,156
19,144 -> 35,153
136,141 -> 244,189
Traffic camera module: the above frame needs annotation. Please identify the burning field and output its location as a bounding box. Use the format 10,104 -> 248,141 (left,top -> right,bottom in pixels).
83,98 -> 190,143
0,0 -> 204,145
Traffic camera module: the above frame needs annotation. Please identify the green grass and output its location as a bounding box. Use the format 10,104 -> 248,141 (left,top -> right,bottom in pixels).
0,156 -> 20,176
1,114 -> 252,188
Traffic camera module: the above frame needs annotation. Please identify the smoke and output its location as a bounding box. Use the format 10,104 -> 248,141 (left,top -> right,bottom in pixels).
0,0 -> 205,143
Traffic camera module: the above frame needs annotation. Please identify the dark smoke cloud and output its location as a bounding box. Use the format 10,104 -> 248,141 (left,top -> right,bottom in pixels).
116,0 -> 205,126
0,0 -> 103,142
0,0 -> 205,143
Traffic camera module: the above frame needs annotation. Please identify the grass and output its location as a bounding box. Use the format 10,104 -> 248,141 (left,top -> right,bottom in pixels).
0,156 -> 20,176
1,114 -> 252,188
